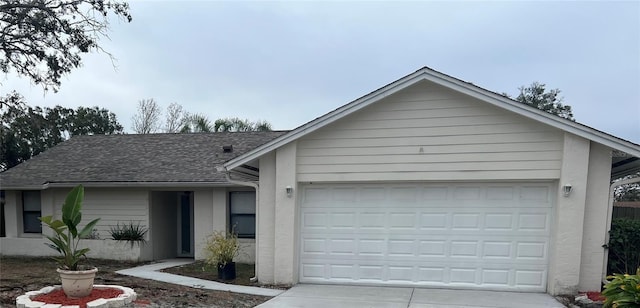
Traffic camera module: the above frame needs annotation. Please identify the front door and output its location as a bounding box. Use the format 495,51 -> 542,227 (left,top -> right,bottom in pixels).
177,192 -> 194,257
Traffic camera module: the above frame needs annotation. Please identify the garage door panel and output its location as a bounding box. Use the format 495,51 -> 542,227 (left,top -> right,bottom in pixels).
302,225 -> 551,237
302,262 -> 548,290
302,237 -> 549,264
299,182 -> 552,291
303,232 -> 549,249
303,185 -> 552,207
307,201 -> 552,209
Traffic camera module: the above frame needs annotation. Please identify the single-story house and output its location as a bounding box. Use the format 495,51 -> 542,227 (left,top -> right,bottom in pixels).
1,67 -> 639,296
0,131 -> 285,263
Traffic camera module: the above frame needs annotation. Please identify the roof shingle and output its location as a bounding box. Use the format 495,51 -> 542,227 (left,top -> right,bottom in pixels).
0,131 -> 286,188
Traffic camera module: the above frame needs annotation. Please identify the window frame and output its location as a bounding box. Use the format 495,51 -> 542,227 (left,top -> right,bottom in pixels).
22,191 -> 42,234
228,191 -> 256,239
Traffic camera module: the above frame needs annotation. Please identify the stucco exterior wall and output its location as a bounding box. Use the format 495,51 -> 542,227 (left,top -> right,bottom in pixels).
3,191 -> 19,238
237,239 -> 256,264
548,133 -> 591,295
194,189 -> 215,260
257,151 -> 277,282
248,143 -> 297,284
578,142 -> 612,291
274,142 -> 298,284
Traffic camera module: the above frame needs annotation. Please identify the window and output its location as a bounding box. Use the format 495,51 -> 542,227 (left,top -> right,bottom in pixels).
22,191 -> 42,233
229,191 -> 256,238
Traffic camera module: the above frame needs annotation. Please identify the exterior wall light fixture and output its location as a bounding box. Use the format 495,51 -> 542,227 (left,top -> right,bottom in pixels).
562,184 -> 572,197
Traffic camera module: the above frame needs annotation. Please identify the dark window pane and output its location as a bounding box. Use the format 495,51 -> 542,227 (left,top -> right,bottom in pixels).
230,215 -> 255,238
23,212 -> 42,233
23,191 -> 41,211
229,191 -> 256,238
181,196 -> 190,254
23,191 -> 42,233
230,192 -> 256,214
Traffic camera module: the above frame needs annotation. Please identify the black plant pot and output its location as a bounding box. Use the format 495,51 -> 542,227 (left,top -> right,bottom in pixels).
217,262 -> 236,280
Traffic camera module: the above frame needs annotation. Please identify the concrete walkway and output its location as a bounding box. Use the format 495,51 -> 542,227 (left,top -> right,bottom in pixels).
256,284 -> 566,308
115,259 -> 283,297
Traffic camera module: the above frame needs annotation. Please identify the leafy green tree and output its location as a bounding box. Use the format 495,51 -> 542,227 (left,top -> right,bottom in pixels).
515,82 -> 574,120
0,0 -> 132,92
68,106 -> 122,136
0,96 -> 53,170
0,92 -> 123,170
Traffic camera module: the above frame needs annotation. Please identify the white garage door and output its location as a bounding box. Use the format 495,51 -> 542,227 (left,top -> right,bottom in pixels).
299,182 -> 553,292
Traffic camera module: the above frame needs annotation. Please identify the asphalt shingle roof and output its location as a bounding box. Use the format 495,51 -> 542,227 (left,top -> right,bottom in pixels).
0,131 -> 286,188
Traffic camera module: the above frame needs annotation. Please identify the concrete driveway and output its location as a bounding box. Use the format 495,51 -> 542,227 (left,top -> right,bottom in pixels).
256,284 -> 566,308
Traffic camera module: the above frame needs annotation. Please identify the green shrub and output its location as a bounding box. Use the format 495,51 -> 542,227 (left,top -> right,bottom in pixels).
602,268 -> 640,308
203,230 -> 238,267
109,221 -> 148,247
605,218 -> 640,275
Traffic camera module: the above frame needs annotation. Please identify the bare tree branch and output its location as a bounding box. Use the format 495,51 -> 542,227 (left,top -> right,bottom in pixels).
164,102 -> 188,133
131,98 -> 162,134
0,0 -> 132,92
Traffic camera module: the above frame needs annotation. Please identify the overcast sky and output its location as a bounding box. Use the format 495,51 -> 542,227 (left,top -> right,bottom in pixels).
3,1 -> 640,143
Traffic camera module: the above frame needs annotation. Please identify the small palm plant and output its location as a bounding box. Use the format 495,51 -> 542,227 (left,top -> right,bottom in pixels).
39,184 -> 100,270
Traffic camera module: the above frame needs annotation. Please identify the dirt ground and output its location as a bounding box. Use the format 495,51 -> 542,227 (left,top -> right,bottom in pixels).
0,256 -> 272,308
162,261 -> 289,290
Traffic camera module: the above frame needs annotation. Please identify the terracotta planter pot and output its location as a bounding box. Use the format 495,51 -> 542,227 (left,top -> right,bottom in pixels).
57,267 -> 98,298
217,262 -> 236,280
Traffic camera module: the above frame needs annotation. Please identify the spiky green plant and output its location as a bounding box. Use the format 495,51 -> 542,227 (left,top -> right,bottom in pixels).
109,221 -> 148,247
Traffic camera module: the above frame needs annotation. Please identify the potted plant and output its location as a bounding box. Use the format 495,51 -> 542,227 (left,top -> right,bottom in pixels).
39,184 -> 100,298
203,230 -> 239,280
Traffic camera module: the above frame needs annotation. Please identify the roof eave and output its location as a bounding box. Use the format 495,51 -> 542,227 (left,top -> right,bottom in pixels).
1,181 -> 238,190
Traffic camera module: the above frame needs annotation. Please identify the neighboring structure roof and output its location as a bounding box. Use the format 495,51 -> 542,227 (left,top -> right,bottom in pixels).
0,131 -> 286,189
613,202 -> 640,208
611,150 -> 640,179
223,66 -> 640,171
